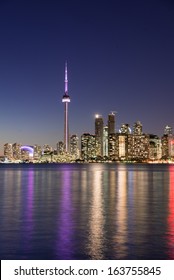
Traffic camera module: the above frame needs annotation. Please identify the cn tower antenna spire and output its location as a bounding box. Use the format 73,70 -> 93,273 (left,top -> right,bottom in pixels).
62,62 -> 71,153
65,61 -> 68,94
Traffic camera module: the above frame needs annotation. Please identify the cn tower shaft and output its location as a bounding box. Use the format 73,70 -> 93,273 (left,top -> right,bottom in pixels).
62,62 -> 70,152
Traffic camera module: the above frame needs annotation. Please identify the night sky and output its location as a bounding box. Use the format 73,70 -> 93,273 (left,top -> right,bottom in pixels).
0,0 -> 174,154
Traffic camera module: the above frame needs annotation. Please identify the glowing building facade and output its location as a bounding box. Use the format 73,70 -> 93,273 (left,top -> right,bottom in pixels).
57,141 -> 64,155
108,133 -> 117,159
131,121 -> 149,161
103,126 -> 108,157
70,134 -> 79,158
12,143 -> 21,160
34,145 -> 42,159
81,133 -> 96,161
4,143 -> 13,160
149,135 -> 161,160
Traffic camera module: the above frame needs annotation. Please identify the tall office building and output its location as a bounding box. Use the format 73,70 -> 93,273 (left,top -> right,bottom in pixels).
81,133 -> 96,161
130,122 -> 149,161
149,135 -> 161,160
108,112 -> 115,135
62,62 -> 70,152
161,126 -> 173,159
95,114 -> 103,156
118,134 -> 127,159
103,126 -> 108,157
70,134 -> 79,158
161,134 -> 169,159
161,131 -> 174,159
108,133 -> 117,159
117,124 -> 131,160
131,134 -> 149,161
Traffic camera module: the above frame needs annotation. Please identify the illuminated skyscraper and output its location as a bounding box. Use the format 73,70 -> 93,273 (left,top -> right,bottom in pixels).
95,114 -> 103,156
108,133 -> 117,159
149,135 -> 161,160
161,134 -> 169,159
70,134 -> 79,158
162,126 -> 174,159
81,133 -> 96,161
62,62 -> 70,152
103,126 -> 108,157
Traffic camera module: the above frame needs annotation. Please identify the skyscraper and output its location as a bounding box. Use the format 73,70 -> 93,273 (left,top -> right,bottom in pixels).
95,114 -> 103,157
103,126 -> 108,157
70,134 -> 79,158
81,133 -> 96,161
62,62 -> 70,152
108,112 -> 115,135
162,125 -> 174,159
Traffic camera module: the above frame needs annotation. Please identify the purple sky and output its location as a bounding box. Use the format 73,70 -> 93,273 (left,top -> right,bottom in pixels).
0,0 -> 174,154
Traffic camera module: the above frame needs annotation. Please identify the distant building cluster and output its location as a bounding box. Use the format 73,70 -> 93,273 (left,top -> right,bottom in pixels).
79,113 -> 174,162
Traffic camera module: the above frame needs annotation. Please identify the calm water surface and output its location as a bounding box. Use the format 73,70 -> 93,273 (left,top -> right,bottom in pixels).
0,163 -> 174,260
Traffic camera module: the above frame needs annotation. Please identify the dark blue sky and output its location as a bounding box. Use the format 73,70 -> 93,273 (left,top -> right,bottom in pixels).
0,0 -> 174,153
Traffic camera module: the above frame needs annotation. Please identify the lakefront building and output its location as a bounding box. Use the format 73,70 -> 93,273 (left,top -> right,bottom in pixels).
95,114 -> 104,157
70,134 -> 79,158
81,133 -> 96,161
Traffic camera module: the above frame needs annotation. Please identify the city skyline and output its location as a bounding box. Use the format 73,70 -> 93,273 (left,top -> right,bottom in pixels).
0,0 -> 174,155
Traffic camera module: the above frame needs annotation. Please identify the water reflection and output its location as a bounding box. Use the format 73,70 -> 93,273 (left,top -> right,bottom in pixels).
0,163 -> 174,259
23,169 -> 34,257
26,170 -> 34,230
56,168 -> 73,259
87,168 -> 105,259
132,169 -> 149,252
115,168 -> 128,258
167,165 -> 174,258
0,169 -> 23,258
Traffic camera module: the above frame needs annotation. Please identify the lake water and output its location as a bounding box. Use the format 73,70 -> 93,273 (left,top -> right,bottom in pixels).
0,163 -> 174,260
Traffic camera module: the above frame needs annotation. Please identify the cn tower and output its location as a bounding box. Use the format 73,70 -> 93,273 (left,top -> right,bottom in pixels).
62,62 -> 70,152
